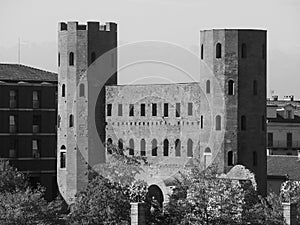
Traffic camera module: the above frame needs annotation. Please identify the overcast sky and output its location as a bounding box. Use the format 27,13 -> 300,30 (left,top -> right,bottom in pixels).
0,0 -> 299,98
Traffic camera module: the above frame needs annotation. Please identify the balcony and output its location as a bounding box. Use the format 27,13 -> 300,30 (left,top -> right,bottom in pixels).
267,140 -> 300,149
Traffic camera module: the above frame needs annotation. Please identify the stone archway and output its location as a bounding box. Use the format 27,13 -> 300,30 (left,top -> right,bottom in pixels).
146,184 -> 164,208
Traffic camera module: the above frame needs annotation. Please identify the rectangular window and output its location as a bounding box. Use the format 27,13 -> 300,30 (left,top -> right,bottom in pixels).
60,152 -> 66,168
107,104 -> 112,116
176,103 -> 180,117
287,132 -> 292,148
33,115 -> 41,133
129,104 -> 134,116
188,103 -> 193,116
9,139 -> 17,158
152,103 -> 157,116
32,91 -> 40,108
141,104 -> 145,116
267,132 -> 273,147
9,90 -> 17,108
118,104 -> 123,116
164,103 -> 168,117
32,139 -> 40,158
9,115 -> 17,133
201,115 -> 203,129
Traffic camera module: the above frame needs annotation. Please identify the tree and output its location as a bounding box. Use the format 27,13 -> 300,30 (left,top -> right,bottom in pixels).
67,143 -> 148,225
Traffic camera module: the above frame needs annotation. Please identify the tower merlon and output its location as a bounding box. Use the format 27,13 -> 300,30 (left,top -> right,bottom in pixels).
58,21 -> 117,32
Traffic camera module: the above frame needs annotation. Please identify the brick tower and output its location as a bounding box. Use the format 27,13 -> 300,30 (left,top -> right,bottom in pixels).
57,21 -> 117,203
200,29 -> 267,195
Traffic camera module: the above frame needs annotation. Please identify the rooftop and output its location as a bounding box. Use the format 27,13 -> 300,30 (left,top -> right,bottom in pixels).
0,64 -> 57,82
267,155 -> 300,180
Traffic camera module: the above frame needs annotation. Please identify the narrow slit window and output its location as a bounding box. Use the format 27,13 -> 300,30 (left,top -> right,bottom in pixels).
201,44 -> 204,60
187,139 -> 193,157
228,80 -> 234,95
164,103 -> 168,117
118,104 -> 123,116
188,103 -> 193,116
152,103 -> 157,116
163,139 -> 169,156
216,43 -> 222,58
176,103 -> 180,117
129,139 -> 134,156
62,84 -> 65,97
152,139 -> 157,156
141,104 -> 146,116
241,115 -> 246,131
206,80 -> 210,94
69,52 -> 74,66
216,115 -> 221,131
175,139 -> 181,157
228,151 -> 234,166
79,84 -> 85,97
69,114 -> 74,127
129,104 -> 134,116
107,104 -> 112,116
241,43 -> 247,58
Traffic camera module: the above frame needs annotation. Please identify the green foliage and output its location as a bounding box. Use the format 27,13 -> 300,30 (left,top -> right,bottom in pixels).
0,160 -> 28,192
162,165 -> 286,225
0,160 -> 67,225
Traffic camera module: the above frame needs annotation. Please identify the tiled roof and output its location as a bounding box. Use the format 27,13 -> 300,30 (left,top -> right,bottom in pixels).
267,155 -> 300,180
0,64 -> 57,82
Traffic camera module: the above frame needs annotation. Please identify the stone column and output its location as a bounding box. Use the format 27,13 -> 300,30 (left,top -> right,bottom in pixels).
130,202 -> 146,225
282,202 -> 297,225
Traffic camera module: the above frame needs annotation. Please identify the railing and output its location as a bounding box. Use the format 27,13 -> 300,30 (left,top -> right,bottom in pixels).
268,140 -> 300,149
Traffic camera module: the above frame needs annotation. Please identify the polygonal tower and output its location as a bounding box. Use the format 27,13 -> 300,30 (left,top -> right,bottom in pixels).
200,29 -> 267,196
57,21 -> 117,203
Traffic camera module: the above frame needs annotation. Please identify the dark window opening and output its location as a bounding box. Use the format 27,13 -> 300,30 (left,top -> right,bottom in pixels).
141,104 -> 146,116
69,114 -> 74,127
129,139 -> 134,156
62,84 -> 65,97
79,84 -> 85,97
216,115 -> 221,131
152,103 -> 157,116
228,80 -> 234,95
141,139 -> 146,156
175,139 -> 181,157
129,104 -> 134,116
253,80 -> 258,96
287,132 -> 292,148
60,152 -> 66,168
253,151 -> 257,166
241,115 -> 246,131
201,115 -> 203,129
107,104 -> 112,116
206,80 -> 210,94
228,151 -> 234,166
118,104 -> 123,116
58,53 -> 60,67
163,139 -> 169,156
267,133 -> 273,147
164,103 -> 168,117
201,44 -> 204,60
216,43 -> 222,58
241,43 -> 247,58
187,139 -> 193,157
118,139 -> 123,150
188,103 -> 193,116
152,139 -> 157,156
176,103 -> 180,117
69,52 -> 74,66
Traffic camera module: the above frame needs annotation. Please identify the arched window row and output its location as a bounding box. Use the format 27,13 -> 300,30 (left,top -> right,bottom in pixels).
108,120 -> 203,127
106,138 -> 196,157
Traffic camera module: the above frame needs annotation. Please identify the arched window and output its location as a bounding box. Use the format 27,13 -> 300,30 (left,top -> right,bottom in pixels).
69,114 -> 74,127
241,115 -> 246,131
58,53 -> 60,67
228,80 -> 234,95
60,145 -> 66,168
253,80 -> 258,95
228,151 -> 234,166
91,52 -> 96,63
129,139 -> 134,156
163,139 -> 169,156
62,84 -> 65,97
253,151 -> 257,166
107,138 -> 113,154
118,139 -> 123,150
187,139 -> 193,157
175,139 -> 181,157
204,147 -> 212,168
241,43 -> 247,58
216,115 -> 221,131
79,83 -> 85,97
201,44 -> 204,60
152,139 -> 157,156
69,52 -> 74,66
206,80 -> 210,94
216,43 -> 222,58
141,139 -> 146,156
